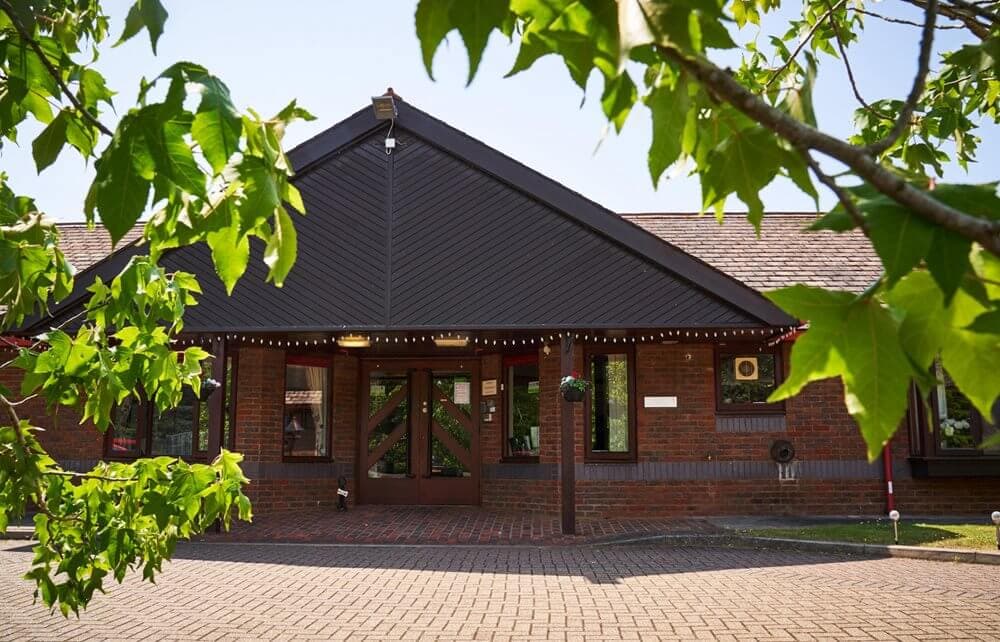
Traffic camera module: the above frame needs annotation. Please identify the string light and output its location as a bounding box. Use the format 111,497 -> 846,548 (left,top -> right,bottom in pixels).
170,325 -> 798,350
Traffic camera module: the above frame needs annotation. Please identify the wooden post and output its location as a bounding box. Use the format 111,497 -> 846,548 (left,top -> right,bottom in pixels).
560,333 -> 576,535
206,335 -> 227,460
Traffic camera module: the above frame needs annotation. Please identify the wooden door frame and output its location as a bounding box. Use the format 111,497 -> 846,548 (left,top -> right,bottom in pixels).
358,357 -> 481,505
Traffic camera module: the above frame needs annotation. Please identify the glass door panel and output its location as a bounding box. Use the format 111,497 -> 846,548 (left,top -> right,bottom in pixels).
367,374 -> 410,478
428,373 -> 473,478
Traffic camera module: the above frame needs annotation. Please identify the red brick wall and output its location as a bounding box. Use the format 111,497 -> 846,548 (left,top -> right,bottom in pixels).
0,349 -> 103,463
480,350 -> 561,513
572,342 -> 1000,518
479,353 -> 502,464
235,347 -> 358,513
332,354 -> 358,477
9,339 -> 1000,518
234,347 -> 285,463
482,480 -> 559,513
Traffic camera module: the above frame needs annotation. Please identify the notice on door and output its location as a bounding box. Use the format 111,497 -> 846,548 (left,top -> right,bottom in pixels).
454,381 -> 471,405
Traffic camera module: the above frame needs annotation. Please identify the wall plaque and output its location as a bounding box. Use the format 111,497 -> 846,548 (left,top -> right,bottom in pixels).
644,396 -> 678,408
481,379 -> 498,396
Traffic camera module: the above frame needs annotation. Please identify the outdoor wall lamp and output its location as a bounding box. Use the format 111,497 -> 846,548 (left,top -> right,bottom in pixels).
371,91 -> 397,120
889,510 -> 900,545
991,510 -> 1000,550
433,336 -> 469,348
337,335 -> 371,348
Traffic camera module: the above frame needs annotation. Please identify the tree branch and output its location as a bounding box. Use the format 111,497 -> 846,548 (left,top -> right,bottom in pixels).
0,0 -> 113,138
44,469 -> 136,483
657,45 -> 1000,255
764,0 -> 848,90
943,0 -> 999,23
800,149 -> 870,235
823,0 -> 893,121
866,0 -> 938,156
853,6 -> 963,29
901,0 -> 992,40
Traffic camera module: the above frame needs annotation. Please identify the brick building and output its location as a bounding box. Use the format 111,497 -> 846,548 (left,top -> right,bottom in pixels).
12,97 -> 999,531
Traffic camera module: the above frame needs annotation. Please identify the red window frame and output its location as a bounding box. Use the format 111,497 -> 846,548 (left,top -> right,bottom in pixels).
282,353 -> 334,462
583,345 -> 637,463
714,343 -> 786,415
502,353 -> 541,462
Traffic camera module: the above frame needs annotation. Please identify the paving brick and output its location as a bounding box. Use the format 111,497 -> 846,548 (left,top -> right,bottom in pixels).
4,541 -> 1000,641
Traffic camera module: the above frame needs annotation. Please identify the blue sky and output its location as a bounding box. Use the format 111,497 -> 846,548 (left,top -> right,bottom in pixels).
4,1 -> 997,221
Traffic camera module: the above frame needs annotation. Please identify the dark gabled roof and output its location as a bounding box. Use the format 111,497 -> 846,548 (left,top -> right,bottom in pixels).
22,99 -> 795,335
625,213 -> 881,293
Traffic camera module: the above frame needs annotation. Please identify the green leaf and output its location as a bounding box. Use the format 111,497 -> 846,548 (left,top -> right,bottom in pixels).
79,69 -> 115,110
886,271 -> 951,372
450,0 -> 511,85
415,0 -> 511,85
941,328 -> 1000,420
64,117 -> 96,157
263,206 -> 297,287
601,72 -> 637,133
766,284 -> 856,327
206,202 -> 249,294
768,285 -> 912,460
236,158 -> 280,233
781,149 -> 817,206
31,111 -> 68,172
117,0 -> 169,53
924,227 -> 971,303
967,309 -> 1000,334
190,76 -> 242,174
139,111 -> 206,198
702,127 -> 783,230
94,118 -> 153,244
646,78 -> 689,186
415,0 -> 457,80
864,201 -> 934,285
838,301 -> 914,460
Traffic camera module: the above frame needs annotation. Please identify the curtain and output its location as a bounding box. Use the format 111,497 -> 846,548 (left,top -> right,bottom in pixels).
305,366 -> 328,455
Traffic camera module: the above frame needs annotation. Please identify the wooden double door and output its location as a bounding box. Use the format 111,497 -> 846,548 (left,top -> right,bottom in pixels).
360,359 -> 480,505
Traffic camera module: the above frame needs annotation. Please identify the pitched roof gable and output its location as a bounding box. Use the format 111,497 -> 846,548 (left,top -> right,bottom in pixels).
23,100 -> 796,334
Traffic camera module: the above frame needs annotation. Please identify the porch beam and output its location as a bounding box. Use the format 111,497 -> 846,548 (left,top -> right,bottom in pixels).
206,335 -> 227,460
560,333 -> 576,535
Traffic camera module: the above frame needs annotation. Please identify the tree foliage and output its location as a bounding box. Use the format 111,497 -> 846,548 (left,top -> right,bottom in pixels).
1,0 -> 308,614
416,0 -> 1000,458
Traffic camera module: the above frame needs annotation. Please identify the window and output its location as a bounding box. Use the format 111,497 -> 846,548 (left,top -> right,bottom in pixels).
283,356 -> 331,459
223,352 -> 238,450
716,346 -> 784,413
504,355 -> 540,459
105,357 -> 216,459
150,384 -> 209,457
932,363 -> 989,454
109,396 -> 142,457
585,348 -> 635,461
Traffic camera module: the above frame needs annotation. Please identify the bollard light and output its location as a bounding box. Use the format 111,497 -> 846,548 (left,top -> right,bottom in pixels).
889,510 -> 900,545
992,511 -> 1000,550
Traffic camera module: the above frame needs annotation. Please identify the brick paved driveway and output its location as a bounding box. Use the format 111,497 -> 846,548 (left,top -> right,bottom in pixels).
2,540 -> 999,641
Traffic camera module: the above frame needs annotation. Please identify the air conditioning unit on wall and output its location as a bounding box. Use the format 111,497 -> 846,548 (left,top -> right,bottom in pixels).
734,356 -> 759,381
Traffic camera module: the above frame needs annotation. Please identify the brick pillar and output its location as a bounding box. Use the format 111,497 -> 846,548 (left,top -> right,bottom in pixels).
234,346 -> 285,463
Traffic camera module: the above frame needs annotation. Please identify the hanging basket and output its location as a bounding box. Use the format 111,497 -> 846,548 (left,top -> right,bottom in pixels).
198,377 -> 222,401
559,375 -> 588,402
